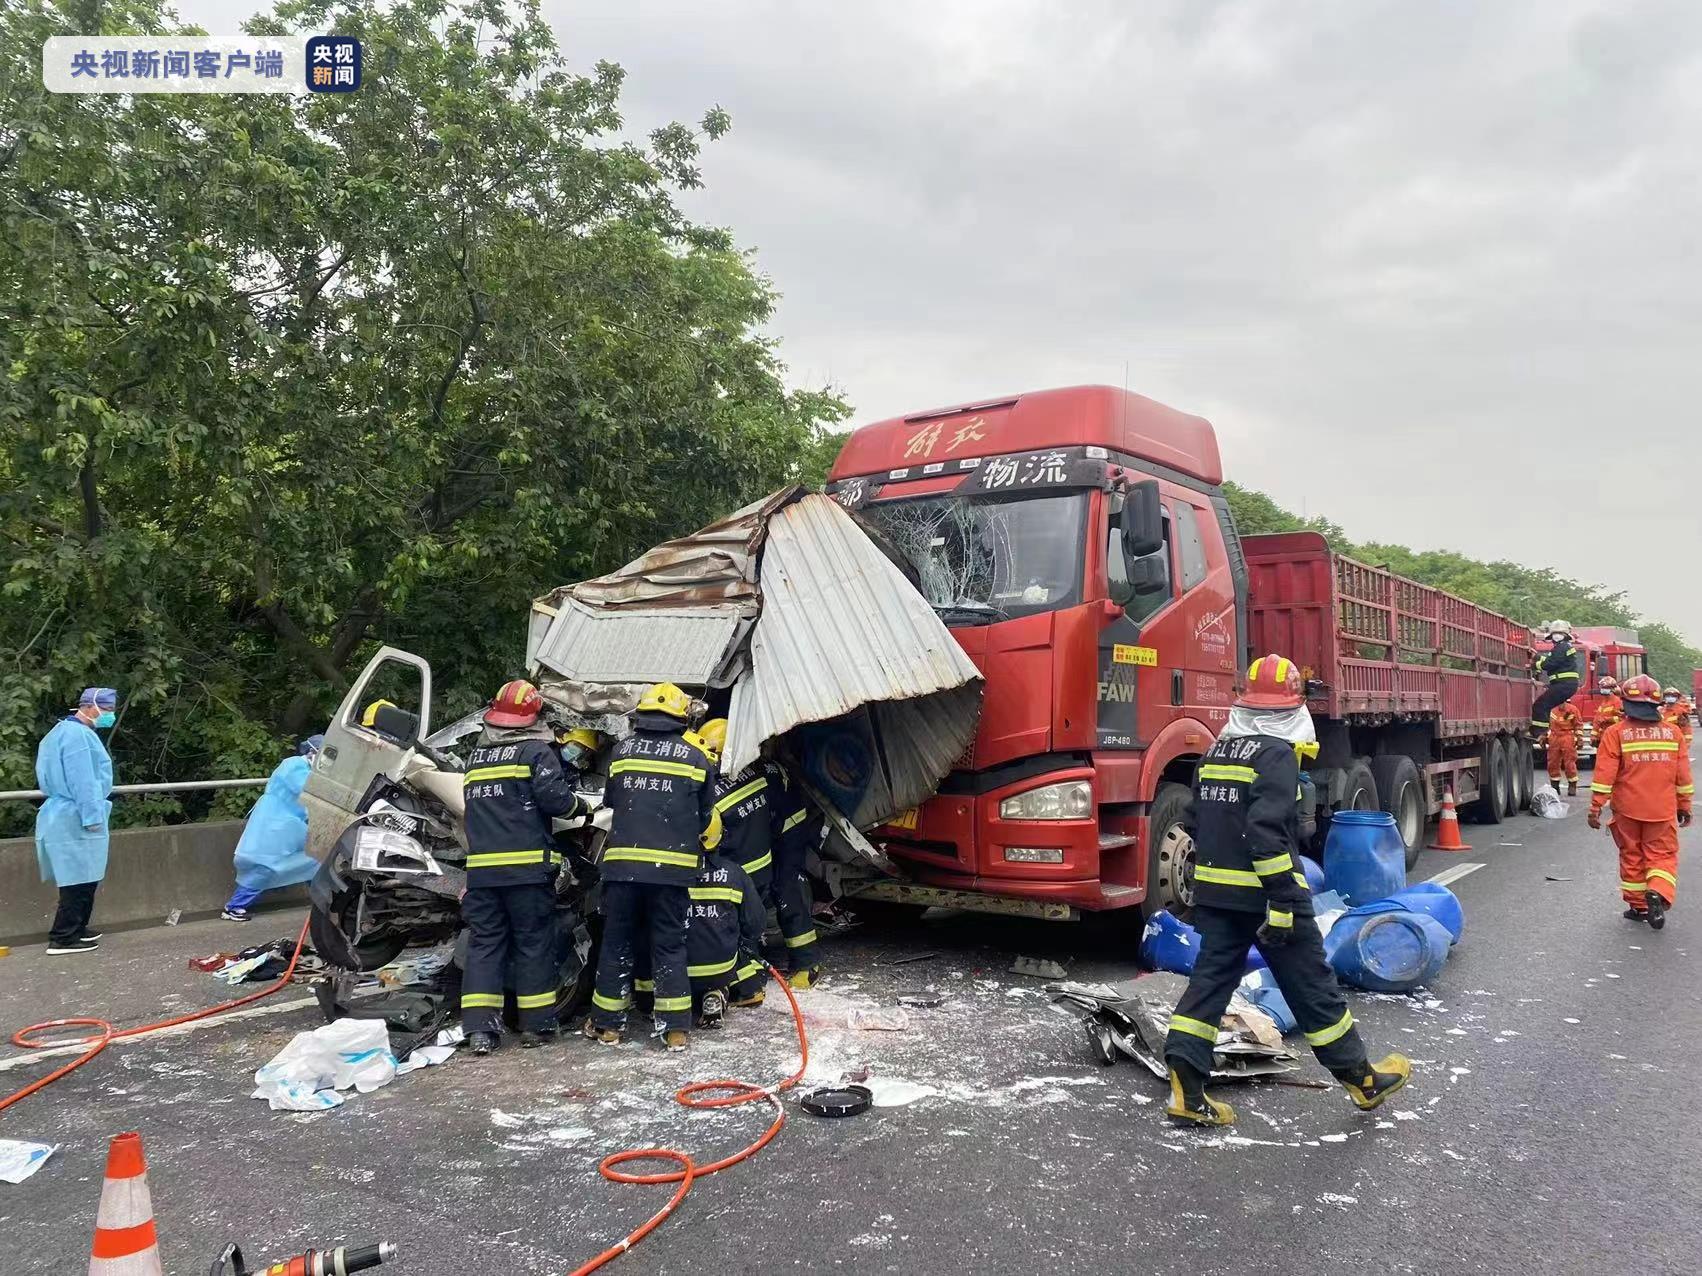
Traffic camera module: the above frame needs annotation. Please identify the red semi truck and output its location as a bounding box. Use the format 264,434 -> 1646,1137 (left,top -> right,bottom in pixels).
825,385 -> 1536,922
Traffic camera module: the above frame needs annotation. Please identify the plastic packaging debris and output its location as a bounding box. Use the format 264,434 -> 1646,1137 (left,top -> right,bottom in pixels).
377,951 -> 452,988
251,1019 -> 399,1111
0,1140 -> 57,1184
166,908 -> 182,926
1237,968 -> 1298,1035
1530,784 -> 1569,819
1011,956 -> 1067,980
896,992 -> 943,1008
1324,906 -> 1452,992
396,1045 -> 455,1076
847,1007 -> 911,1031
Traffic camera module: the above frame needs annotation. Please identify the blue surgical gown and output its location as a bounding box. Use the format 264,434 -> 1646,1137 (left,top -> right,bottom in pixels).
34,717 -> 114,887
232,755 -> 318,893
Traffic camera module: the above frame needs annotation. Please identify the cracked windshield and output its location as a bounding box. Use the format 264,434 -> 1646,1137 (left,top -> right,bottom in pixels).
859,491 -> 1087,623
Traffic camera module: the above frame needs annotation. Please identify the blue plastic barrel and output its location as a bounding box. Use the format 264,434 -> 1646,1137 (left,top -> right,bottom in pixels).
1299,854 -> 1327,894
1323,905 -> 1451,992
1382,882 -> 1465,943
1322,810 -> 1407,905
1140,910 -> 1200,975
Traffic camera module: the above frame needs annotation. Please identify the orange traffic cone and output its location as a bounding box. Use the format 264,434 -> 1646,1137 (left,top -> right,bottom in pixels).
88,1131 -> 163,1275
1428,788 -> 1472,852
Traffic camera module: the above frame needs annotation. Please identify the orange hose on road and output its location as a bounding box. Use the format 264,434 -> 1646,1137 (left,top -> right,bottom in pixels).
569,965 -> 811,1275
0,916 -> 313,1115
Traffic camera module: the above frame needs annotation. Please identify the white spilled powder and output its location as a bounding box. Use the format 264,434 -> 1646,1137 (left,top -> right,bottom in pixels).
1563,1017 -> 1581,1024
1376,1121 -> 1396,1130
1608,1053 -> 1627,1061
1629,945 -> 1643,951
1395,1110 -> 1423,1121
1462,990 -> 1496,996
1319,1133 -> 1350,1143
1319,1193 -> 1358,1206
1442,1149 -> 1467,1162
489,1109 -> 525,1129
1444,1028 -> 1467,1036
1492,1038 -> 1507,1044
1606,974 -> 1621,980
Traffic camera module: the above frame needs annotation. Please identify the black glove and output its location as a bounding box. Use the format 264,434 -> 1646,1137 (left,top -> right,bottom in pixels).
1680,810 -> 1693,829
1256,906 -> 1299,948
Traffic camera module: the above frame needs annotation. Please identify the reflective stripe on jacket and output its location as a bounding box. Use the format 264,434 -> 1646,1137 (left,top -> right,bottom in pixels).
1589,719 -> 1693,823
1539,641 -> 1580,685
683,854 -> 766,982
714,764 -> 773,877
1186,734 -> 1313,916
463,728 -> 588,887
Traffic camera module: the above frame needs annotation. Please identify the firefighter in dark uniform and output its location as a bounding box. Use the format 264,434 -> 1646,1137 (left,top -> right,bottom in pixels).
584,683 -> 721,1052
1531,619 -> 1581,738
1164,655 -> 1412,1126
764,757 -> 823,988
460,679 -> 591,1055
697,718 -> 779,1005
633,849 -> 767,1028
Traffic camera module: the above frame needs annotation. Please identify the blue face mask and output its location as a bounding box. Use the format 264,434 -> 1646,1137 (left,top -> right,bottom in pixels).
93,711 -> 116,729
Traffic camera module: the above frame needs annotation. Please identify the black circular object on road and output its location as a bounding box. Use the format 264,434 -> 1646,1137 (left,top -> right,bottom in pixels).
799,1084 -> 873,1118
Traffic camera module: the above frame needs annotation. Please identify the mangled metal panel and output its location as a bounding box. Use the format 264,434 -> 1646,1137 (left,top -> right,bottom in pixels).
724,493 -> 983,827
532,598 -> 751,690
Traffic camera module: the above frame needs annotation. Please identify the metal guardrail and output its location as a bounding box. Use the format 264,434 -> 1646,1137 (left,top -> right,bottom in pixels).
0,778 -> 267,802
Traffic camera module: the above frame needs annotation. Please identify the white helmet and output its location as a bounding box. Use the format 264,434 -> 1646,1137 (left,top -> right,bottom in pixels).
1546,619 -> 1573,639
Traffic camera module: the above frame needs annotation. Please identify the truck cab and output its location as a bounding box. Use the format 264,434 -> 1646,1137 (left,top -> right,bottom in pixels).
826,386 -> 1243,919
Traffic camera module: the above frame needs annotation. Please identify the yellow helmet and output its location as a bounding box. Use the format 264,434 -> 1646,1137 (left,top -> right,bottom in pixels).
636,682 -> 692,720
360,699 -> 397,728
698,717 -> 728,761
558,727 -> 601,750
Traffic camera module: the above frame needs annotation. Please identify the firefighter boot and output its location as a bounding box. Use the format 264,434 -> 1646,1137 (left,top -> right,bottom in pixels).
468,1031 -> 498,1057
1333,1053 -> 1413,1110
730,989 -> 766,1009
520,1029 -> 555,1049
581,1020 -> 620,1047
697,989 -> 727,1030
1646,891 -> 1667,931
1164,1062 -> 1235,1127
1567,781 -> 1578,797
664,1030 -> 689,1053
788,966 -> 823,990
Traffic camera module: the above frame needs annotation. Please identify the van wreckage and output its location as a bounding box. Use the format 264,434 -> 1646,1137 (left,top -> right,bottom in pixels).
301,487 -> 982,1020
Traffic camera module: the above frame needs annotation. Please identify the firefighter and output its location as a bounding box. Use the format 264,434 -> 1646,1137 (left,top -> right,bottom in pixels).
1546,699 -> 1583,796
1530,620 -> 1581,738
1589,674 -> 1692,929
1594,677 -> 1625,741
695,718 -> 781,1005
765,757 -> 825,988
1661,687 -> 1695,748
633,847 -> 766,1029
584,683 -> 720,1052
460,680 -> 592,1055
1164,654 -> 1411,1127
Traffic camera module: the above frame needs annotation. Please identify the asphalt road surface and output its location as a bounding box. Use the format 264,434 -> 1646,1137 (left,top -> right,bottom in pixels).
2,783 -> 1698,1275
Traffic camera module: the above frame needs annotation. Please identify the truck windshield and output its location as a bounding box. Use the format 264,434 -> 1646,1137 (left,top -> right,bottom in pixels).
858,490 -> 1088,623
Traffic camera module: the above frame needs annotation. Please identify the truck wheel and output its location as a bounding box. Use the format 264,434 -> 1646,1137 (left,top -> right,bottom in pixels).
1144,782 -> 1196,923
309,889 -> 408,972
1339,759 -> 1379,813
1370,755 -> 1424,870
1467,737 -> 1508,825
1505,736 -> 1530,816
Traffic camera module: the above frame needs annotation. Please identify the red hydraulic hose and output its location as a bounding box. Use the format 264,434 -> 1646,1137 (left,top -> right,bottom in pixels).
569,964 -> 811,1274
1,916 -> 313,1115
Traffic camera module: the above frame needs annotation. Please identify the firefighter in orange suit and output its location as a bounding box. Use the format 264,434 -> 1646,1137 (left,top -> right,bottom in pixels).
1661,687 -> 1695,748
1588,675 -> 1693,930
1593,678 -> 1624,741
1546,701 -> 1583,796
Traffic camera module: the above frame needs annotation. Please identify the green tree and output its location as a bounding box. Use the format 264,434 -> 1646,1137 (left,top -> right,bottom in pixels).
0,0 -> 845,829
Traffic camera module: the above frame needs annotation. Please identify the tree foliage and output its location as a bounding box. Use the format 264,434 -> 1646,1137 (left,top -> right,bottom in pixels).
0,0 -> 845,831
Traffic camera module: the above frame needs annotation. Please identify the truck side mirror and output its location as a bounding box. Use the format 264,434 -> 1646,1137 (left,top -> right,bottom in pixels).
1127,554 -> 1167,593
1122,479 -> 1164,560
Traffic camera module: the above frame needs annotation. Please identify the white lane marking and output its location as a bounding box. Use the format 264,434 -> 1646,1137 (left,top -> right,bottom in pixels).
0,994 -> 319,1072
1426,862 -> 1486,888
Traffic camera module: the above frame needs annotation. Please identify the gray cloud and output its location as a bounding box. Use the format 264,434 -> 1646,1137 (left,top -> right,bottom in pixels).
181,0 -> 1702,638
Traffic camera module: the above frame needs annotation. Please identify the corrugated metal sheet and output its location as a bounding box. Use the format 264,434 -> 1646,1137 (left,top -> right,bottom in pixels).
724,494 -> 982,826
533,598 -> 750,688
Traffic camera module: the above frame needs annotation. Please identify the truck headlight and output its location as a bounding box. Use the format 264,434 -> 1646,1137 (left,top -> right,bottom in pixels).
999,780 -> 1092,821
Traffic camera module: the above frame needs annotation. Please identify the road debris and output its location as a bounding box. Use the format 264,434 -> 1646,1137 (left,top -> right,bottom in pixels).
1011,955 -> 1067,980
0,1139 -> 57,1184
251,1018 -> 457,1111
848,1007 -> 912,1031
1051,973 -> 1297,1081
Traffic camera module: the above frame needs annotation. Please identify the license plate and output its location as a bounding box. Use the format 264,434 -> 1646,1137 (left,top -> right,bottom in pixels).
888,807 -> 919,831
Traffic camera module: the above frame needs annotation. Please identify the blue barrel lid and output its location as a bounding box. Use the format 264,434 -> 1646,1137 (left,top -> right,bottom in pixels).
1331,809 -> 1397,827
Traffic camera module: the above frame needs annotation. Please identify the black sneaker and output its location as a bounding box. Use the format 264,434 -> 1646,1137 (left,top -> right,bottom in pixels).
80,930 -> 104,941
46,937 -> 99,956
1646,892 -> 1667,931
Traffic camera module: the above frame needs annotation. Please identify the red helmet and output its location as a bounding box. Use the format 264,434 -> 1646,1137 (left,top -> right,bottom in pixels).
1238,654 -> 1305,709
1619,674 -> 1662,704
485,678 -> 544,727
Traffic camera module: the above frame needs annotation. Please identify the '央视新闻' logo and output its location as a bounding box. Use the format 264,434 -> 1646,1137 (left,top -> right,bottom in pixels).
306,35 -> 360,92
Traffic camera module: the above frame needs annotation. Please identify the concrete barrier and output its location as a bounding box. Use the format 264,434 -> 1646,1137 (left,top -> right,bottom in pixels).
0,820 -> 308,945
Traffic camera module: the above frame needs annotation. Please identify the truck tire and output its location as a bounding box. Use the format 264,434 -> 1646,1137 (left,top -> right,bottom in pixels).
1467,737 -> 1508,825
1370,755 -> 1424,870
1339,759 -> 1379,813
310,889 -> 408,972
1507,736 -> 1532,815
1144,782 -> 1196,923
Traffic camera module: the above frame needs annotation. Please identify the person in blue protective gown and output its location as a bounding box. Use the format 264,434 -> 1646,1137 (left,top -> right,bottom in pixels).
35,687 -> 119,956
221,735 -> 324,922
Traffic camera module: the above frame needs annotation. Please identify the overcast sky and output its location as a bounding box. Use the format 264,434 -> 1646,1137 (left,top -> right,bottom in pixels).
182,0 -> 1702,641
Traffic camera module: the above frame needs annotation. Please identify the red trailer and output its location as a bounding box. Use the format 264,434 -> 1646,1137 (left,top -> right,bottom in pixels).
827,385 -> 1536,923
